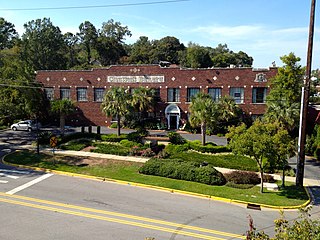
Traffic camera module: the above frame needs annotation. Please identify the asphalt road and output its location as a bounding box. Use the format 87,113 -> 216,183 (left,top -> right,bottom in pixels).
0,129 -> 317,239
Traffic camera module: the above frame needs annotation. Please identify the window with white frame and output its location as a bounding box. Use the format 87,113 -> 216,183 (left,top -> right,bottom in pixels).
187,88 -> 200,102
167,88 -> 180,102
44,87 -> 54,100
76,87 -> 88,102
252,87 -> 267,103
60,87 -> 70,100
94,88 -> 105,102
229,87 -> 244,104
208,88 -> 222,102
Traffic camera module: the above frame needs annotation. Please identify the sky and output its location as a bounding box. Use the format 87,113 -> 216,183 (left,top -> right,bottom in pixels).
0,0 -> 319,69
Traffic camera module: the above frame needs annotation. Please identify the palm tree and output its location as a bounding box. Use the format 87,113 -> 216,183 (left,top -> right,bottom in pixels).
131,87 -> 155,126
50,99 -> 75,135
189,92 -> 216,145
101,87 -> 130,136
264,101 -> 299,132
217,96 -> 242,123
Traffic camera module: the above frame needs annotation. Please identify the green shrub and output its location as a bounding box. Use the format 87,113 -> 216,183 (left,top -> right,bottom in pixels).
100,134 -> 128,142
59,132 -> 100,145
168,132 -> 186,144
60,138 -> 92,151
127,131 -> 147,143
139,159 -> 226,186
188,140 -> 230,153
110,122 -> 118,128
165,143 -> 189,154
120,139 -> 141,148
224,171 -> 260,185
38,131 -> 53,145
263,174 -> 276,183
91,143 -> 129,156
315,146 -> 320,160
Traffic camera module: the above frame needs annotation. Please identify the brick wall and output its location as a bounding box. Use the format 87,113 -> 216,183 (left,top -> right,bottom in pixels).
36,65 -> 278,127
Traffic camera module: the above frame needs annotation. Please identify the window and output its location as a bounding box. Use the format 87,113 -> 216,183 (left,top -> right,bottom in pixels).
44,87 -> 54,100
94,88 -> 105,102
77,87 -> 88,102
167,88 -> 180,102
187,88 -> 200,102
230,87 -> 244,104
208,88 -> 221,102
152,88 -> 161,102
60,87 -> 70,100
252,87 -> 267,103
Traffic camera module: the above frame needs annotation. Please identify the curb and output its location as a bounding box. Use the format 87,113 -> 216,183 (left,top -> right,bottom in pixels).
1,152 -> 311,210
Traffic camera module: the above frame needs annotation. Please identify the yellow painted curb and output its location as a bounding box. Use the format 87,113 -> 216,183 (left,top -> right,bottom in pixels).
2,153 -> 310,210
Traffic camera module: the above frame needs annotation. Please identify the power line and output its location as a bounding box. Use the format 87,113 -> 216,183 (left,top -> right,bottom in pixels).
0,0 -> 190,11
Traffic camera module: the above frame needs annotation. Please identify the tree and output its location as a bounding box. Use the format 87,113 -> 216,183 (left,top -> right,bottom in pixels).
63,32 -> 80,68
101,87 -> 130,136
180,42 -> 213,68
127,36 -> 153,64
100,19 -> 132,43
216,96 -> 242,126
78,21 -> 98,65
50,99 -> 75,135
227,120 -> 276,193
21,18 -> 67,70
189,93 -> 216,145
0,17 -> 18,50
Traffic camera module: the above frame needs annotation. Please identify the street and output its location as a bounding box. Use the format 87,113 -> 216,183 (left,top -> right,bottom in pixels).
0,129 -> 316,239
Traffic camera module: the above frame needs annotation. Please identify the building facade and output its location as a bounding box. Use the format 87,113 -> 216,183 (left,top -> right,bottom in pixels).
36,65 -> 278,129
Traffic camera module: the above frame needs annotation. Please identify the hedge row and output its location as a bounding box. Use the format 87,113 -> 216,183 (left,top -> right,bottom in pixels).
100,134 -> 128,142
165,141 -> 230,155
139,159 -> 226,186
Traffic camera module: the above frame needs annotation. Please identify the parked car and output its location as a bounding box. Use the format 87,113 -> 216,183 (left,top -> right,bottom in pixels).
10,120 -> 41,132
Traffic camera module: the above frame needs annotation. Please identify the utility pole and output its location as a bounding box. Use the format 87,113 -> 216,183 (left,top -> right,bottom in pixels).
296,0 -> 316,186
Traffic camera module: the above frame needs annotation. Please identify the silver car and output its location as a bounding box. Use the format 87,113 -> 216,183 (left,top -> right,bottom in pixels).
10,120 -> 41,132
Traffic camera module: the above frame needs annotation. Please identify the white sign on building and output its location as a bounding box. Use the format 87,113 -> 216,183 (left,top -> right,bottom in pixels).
107,75 -> 165,83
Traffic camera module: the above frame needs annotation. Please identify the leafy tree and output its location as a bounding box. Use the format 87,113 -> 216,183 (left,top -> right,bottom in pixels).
78,21 -> 98,65
180,42 -> 213,68
100,19 -> 132,43
151,36 -> 185,64
216,96 -> 242,128
101,87 -> 130,136
127,36 -> 153,64
189,93 -> 216,145
21,18 -> 67,70
247,207 -> 320,240
265,53 -> 304,134
50,99 -> 75,135
63,32 -> 80,68
0,17 -> 18,50
227,121 -> 276,193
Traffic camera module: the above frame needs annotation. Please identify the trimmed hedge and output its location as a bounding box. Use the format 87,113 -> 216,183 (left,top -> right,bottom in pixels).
100,134 -> 128,142
60,138 -> 92,151
59,132 -> 100,145
224,171 -> 260,185
139,159 -> 226,185
188,140 -> 230,153
120,139 -> 141,148
91,143 -> 130,156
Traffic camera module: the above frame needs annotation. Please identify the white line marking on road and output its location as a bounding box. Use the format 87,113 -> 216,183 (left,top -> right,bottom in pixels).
0,173 -> 19,179
0,180 -> 8,184
6,173 -> 53,195
0,169 -> 31,174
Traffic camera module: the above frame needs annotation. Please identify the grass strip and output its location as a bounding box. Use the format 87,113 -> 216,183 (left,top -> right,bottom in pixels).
4,150 -> 308,207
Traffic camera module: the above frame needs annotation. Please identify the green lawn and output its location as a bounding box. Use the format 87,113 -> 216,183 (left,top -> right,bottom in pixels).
4,150 -> 309,207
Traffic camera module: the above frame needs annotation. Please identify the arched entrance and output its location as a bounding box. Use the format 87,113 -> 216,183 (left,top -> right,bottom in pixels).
165,104 -> 180,130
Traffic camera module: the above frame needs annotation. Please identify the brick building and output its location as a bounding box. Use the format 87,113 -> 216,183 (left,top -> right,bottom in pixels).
36,64 -> 278,129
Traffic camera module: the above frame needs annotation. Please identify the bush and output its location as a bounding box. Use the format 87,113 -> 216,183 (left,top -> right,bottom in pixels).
38,131 -> 53,145
224,171 -> 260,185
92,143 -> 129,156
315,146 -> 320,160
60,138 -> 92,151
127,131 -> 147,143
165,143 -> 189,154
59,132 -> 100,145
110,122 -> 118,128
188,140 -> 231,154
120,139 -> 141,148
168,132 -> 186,144
139,159 -> 226,186
263,174 -> 276,183
100,134 -> 128,142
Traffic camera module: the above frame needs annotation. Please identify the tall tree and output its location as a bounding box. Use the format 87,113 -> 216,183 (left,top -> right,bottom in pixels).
101,87 -> 130,136
265,53 -> 304,132
0,17 -> 18,50
63,32 -> 80,68
180,42 -> 213,68
50,99 -> 75,135
127,36 -> 153,64
78,21 -> 98,65
21,18 -> 67,70
227,121 -> 276,193
152,36 -> 185,64
189,93 -> 216,145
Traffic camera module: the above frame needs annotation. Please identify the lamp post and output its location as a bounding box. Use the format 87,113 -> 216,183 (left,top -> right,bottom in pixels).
296,0 -> 316,187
